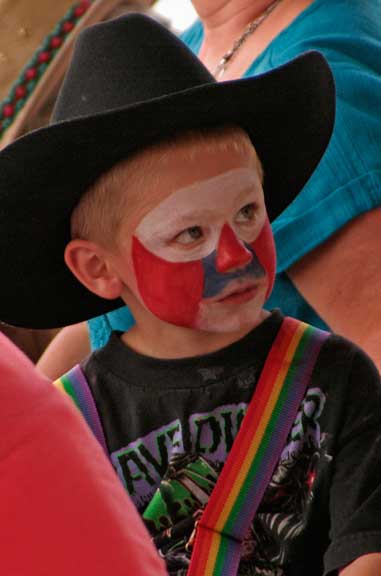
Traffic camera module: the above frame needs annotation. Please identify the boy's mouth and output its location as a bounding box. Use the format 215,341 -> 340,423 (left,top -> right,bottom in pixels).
217,285 -> 258,305
205,279 -> 259,305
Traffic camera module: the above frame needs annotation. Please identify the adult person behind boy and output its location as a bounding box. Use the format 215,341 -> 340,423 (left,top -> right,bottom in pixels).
0,14 -> 380,576
65,0 -> 380,373
0,331 -> 165,575
183,0 -> 381,366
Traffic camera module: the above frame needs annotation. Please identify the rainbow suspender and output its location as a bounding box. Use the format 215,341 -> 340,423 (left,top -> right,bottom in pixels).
187,317 -> 329,576
55,364 -> 109,456
55,317 -> 328,576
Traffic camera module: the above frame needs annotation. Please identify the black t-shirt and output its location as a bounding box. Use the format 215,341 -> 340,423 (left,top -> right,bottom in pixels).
82,310 -> 381,575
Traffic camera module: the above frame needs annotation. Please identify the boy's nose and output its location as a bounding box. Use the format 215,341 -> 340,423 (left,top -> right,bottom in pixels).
216,224 -> 253,273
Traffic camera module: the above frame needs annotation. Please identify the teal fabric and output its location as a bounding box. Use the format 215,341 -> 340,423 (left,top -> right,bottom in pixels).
89,305 -> 135,350
88,0 -> 381,348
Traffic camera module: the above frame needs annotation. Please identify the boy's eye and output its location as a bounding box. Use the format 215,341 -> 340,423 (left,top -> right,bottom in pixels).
174,226 -> 204,245
235,202 -> 257,223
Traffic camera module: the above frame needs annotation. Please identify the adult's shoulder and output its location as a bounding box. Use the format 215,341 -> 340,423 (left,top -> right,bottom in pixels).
264,0 -> 381,273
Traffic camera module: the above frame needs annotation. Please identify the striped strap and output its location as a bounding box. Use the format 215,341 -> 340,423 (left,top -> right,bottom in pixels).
55,364 -> 109,456
187,317 -> 329,576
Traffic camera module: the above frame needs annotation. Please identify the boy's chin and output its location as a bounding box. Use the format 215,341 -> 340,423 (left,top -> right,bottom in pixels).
194,298 -> 266,334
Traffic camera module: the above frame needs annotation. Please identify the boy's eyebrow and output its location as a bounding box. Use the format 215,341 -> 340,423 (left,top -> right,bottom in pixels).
162,187 -> 260,225
136,168 -> 262,235
150,208 -> 220,231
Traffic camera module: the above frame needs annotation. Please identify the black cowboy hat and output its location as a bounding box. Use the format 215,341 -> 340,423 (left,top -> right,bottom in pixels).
0,13 -> 335,329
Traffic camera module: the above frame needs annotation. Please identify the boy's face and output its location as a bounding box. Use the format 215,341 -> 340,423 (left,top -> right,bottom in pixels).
113,136 -> 276,333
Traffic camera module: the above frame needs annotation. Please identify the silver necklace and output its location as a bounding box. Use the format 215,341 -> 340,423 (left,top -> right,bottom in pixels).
214,0 -> 283,79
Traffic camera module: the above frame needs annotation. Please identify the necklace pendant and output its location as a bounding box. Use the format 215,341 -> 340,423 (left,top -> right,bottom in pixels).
212,0 -> 283,79
220,55 -> 231,67
214,64 -> 225,80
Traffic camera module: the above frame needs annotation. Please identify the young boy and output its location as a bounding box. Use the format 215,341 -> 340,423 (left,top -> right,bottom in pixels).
0,14 -> 380,576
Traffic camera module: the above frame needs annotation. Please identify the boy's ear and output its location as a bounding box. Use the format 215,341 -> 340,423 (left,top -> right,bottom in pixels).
64,239 -> 123,300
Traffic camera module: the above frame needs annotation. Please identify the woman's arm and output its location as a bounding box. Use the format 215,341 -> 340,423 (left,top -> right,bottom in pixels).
340,554 -> 381,575
289,208 -> 381,368
37,321 -> 90,379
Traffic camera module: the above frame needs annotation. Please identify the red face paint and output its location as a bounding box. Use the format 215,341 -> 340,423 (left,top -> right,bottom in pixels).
250,218 -> 276,297
216,224 -> 253,273
132,236 -> 204,327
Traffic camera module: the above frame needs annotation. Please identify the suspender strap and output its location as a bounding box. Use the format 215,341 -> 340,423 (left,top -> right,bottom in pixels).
187,317 -> 329,576
55,364 -> 109,456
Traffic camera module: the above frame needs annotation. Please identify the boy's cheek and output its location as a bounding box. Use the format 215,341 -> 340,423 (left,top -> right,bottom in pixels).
131,236 -> 203,326
250,219 -> 276,297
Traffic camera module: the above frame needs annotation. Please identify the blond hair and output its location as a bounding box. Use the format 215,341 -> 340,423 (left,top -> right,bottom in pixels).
70,125 -> 263,246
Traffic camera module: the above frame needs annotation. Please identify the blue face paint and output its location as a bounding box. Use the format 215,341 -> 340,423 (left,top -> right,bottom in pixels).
202,244 -> 265,299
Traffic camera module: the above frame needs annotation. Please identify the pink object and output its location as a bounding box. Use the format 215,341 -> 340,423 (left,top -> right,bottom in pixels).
15,86 -> 27,99
38,51 -> 51,63
0,332 -> 166,576
62,21 -> 74,33
25,67 -> 37,80
51,36 -> 63,49
2,104 -> 14,118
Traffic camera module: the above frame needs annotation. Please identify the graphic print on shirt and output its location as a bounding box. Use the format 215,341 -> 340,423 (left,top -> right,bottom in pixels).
111,403 -> 247,509
111,387 -> 330,575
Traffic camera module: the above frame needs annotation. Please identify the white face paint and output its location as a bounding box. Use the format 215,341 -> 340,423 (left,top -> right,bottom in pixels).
135,168 -> 266,263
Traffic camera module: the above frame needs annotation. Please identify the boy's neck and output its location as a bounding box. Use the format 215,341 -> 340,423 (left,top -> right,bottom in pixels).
121,309 -> 270,360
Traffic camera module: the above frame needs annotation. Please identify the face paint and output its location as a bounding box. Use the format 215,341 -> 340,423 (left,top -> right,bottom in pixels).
134,169 -> 263,263
131,168 -> 276,330
132,236 -> 204,326
215,223 -> 253,273
202,224 -> 265,299
250,218 -> 276,297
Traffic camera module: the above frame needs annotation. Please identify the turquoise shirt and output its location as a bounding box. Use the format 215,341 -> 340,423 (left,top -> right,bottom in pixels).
88,0 -> 381,349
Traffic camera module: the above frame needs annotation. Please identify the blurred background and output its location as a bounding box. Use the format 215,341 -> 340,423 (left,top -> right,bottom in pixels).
153,0 -> 196,32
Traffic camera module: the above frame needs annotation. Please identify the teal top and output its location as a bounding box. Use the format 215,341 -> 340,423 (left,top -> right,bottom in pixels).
88,0 -> 381,349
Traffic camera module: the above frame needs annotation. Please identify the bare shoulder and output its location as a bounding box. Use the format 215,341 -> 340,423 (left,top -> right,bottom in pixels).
289,208 -> 381,365
37,322 -> 90,380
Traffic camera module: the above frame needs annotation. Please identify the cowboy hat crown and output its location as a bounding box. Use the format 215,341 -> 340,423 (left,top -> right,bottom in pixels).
52,12 -> 214,124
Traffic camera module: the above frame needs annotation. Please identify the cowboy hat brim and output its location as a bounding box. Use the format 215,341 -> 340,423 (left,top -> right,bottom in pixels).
0,51 -> 335,328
